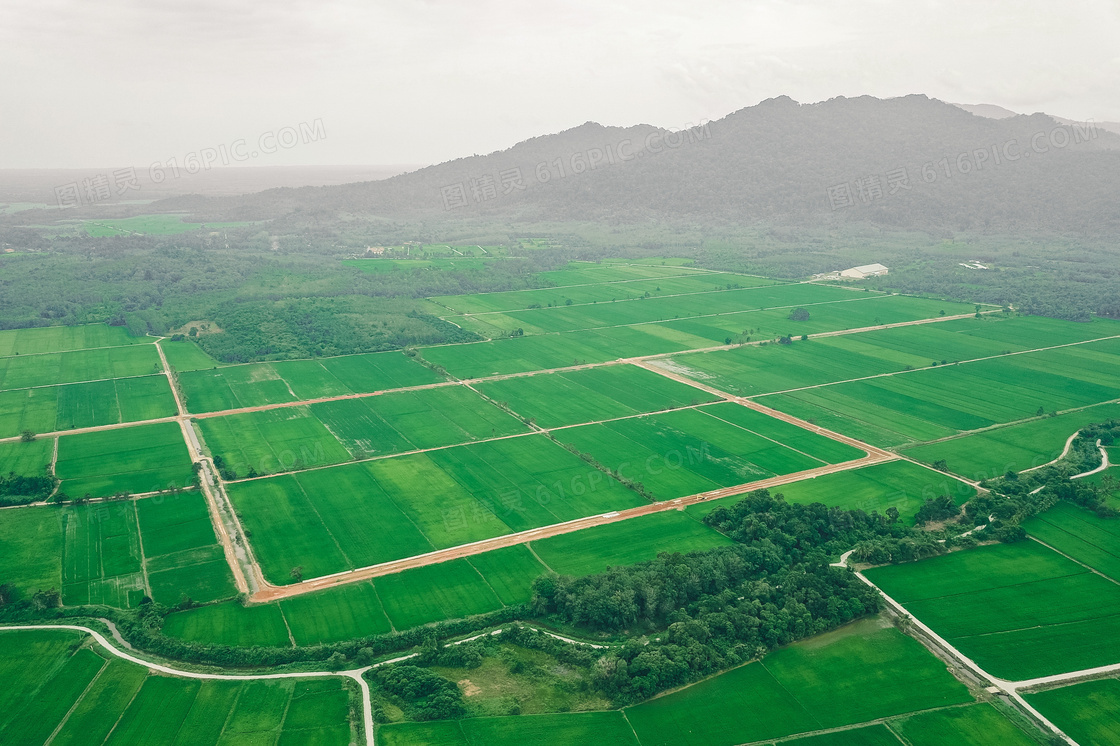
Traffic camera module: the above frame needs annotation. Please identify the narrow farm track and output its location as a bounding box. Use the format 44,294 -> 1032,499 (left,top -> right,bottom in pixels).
0,624 -> 376,746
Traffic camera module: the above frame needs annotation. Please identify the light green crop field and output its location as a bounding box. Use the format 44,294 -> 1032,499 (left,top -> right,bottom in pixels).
0,374 -> 177,439
1026,678 -> 1120,746
379,710 -> 641,746
689,459 -> 975,524
82,214 -> 248,236
1023,502 -> 1120,582
0,629 -> 351,745
56,421 -> 194,498
894,703 -> 1038,746
0,344 -> 162,392
556,406 -> 830,500
196,405 -> 353,477
228,435 -> 645,584
625,618 -> 971,746
475,364 -> 719,428
0,435 -> 53,476
375,559 -> 504,629
532,511 -> 734,576
312,385 -> 528,457
865,540 -> 1120,680
759,335 -> 1120,449
0,324 -> 148,356
668,315 -> 1120,397
903,402 -> 1120,481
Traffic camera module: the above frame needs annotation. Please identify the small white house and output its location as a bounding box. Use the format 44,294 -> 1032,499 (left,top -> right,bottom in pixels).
840,263 -> 889,280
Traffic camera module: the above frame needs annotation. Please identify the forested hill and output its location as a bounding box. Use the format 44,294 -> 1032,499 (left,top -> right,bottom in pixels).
160,95 -> 1120,234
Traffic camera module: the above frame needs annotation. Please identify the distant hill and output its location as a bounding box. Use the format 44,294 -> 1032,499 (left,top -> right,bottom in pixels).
155,95 -> 1120,235
952,102 -> 1120,136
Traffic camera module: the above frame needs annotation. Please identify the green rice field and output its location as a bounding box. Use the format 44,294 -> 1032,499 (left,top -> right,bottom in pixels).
0,487 -> 233,607
0,375 -> 177,439
556,405 -> 847,500
423,293 -> 980,378
177,349 -> 444,412
55,421 -> 195,498
0,324 -> 148,356
531,511 -> 733,576
1023,501 -> 1120,582
903,401 -> 1120,481
195,406 -> 354,477
689,459 -> 976,524
379,711 -> 640,746
624,618 -> 972,746
1026,678 -> 1120,746
893,703 -> 1037,745
0,628 -> 353,745
226,434 -> 645,584
865,540 -> 1120,680
0,343 -> 163,391
474,364 -> 720,428
668,315 -> 1120,397
0,435 -> 53,476
759,334 -> 1120,449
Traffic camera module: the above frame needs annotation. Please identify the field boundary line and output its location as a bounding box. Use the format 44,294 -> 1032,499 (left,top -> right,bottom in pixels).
0,624 -> 377,746
1025,535 -> 1120,588
0,339 -> 157,362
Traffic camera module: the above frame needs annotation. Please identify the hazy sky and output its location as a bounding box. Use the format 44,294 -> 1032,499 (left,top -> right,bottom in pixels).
2,0 -> 1117,169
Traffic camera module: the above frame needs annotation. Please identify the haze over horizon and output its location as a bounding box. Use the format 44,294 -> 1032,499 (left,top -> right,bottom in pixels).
2,0 -> 1117,170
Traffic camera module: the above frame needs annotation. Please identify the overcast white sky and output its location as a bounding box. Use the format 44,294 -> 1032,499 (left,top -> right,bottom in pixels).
1,0 -> 1117,169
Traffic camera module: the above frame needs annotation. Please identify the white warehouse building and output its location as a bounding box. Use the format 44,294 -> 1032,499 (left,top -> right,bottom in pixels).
839,263 -> 889,280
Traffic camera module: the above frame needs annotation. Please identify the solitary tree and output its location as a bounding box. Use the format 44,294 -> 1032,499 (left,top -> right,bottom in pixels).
290,566 -> 303,582
19,430 -> 35,442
